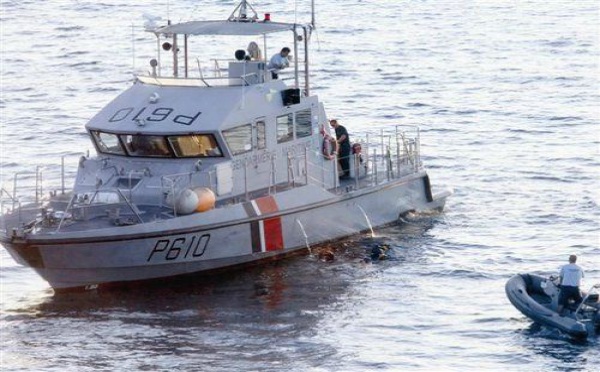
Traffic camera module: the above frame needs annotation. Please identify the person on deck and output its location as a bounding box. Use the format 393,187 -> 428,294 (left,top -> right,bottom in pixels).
557,254 -> 585,315
330,119 -> 351,178
247,41 -> 262,60
267,47 -> 290,79
352,143 -> 364,164
320,125 -> 339,160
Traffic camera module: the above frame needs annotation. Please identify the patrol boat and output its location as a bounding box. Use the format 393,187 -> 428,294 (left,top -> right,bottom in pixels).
0,1 -> 451,291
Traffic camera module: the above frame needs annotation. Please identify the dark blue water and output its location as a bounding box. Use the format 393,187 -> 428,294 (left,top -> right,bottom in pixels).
1,1 -> 599,370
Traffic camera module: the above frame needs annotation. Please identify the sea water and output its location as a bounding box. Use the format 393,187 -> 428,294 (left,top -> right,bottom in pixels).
1,1 -> 599,371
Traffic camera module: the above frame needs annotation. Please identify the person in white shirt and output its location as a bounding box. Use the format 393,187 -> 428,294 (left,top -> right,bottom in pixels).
557,254 -> 585,315
267,47 -> 290,79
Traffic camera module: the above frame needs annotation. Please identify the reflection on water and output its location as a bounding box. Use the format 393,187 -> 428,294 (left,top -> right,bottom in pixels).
17,259 -> 347,317
1,217 -> 441,371
1,230 -> 392,370
2,212 -> 598,370
2,1 -> 600,369
520,323 -> 597,370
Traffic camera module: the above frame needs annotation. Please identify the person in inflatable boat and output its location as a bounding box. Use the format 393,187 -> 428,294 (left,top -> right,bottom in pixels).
557,254 -> 585,315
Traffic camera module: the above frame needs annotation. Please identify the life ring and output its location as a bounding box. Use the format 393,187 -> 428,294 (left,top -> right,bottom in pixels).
322,135 -> 338,160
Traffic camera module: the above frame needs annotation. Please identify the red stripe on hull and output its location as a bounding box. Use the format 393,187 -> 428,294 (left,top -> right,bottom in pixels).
255,195 -> 279,214
255,196 -> 283,251
263,217 -> 284,251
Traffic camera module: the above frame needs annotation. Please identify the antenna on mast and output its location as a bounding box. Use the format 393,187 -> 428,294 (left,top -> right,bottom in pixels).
228,0 -> 259,22
167,0 -> 171,25
311,0 -> 316,30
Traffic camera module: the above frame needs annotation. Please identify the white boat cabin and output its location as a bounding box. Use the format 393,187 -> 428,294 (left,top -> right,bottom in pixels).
81,1 -> 339,210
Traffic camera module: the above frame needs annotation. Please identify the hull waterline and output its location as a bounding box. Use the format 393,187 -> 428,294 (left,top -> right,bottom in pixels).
3,176 -> 450,290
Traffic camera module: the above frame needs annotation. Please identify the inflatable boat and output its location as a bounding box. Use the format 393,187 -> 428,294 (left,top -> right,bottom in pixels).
505,274 -> 600,338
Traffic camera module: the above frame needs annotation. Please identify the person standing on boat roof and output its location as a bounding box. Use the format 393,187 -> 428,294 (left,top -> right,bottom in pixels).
267,47 -> 290,79
330,119 -> 351,179
557,254 -> 585,315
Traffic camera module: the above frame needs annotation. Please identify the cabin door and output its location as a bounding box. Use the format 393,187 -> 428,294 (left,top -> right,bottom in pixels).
251,118 -> 273,187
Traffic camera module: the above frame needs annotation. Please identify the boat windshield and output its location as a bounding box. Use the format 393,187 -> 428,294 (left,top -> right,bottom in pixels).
91,131 -> 223,158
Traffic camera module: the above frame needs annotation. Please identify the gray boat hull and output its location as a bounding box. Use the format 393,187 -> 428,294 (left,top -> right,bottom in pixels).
0,1 -> 454,293
505,274 -> 600,339
3,173 -> 449,290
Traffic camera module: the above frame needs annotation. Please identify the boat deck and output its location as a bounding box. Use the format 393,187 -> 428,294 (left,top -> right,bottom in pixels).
1,164 -> 426,239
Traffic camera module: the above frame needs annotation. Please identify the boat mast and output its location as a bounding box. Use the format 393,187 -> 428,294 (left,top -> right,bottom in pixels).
306,0 -> 315,95
311,0 -> 316,30
303,26 -> 309,95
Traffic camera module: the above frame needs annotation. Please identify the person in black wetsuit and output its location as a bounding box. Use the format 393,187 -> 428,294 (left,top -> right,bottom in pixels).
330,119 -> 351,178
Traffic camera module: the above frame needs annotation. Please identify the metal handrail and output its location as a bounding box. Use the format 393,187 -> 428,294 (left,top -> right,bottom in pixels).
56,188 -> 144,232
2,125 -> 423,231
573,283 -> 600,318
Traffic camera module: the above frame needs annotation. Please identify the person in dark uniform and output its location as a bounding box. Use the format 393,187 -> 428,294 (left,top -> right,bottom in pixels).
330,119 -> 351,178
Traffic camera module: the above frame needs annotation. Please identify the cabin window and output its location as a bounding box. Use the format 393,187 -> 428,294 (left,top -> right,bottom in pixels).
223,124 -> 252,155
91,131 -> 125,155
168,134 -> 223,157
295,109 -> 312,139
120,135 -> 171,157
277,113 -> 293,143
93,131 -> 222,158
256,121 -> 266,150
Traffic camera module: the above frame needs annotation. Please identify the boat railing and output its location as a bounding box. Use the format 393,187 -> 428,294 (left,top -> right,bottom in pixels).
54,188 -> 144,232
301,124 -> 422,192
209,58 -> 304,77
8,170 -> 42,209
158,170 -> 216,217
0,125 -> 423,232
573,283 -> 600,318
139,75 -> 248,87
334,124 -> 421,184
139,72 -> 299,88
240,124 -> 423,195
0,153 -> 87,232
143,56 -> 304,88
0,186 -> 34,235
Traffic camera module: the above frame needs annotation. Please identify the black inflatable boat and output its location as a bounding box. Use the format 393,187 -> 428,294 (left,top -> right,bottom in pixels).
505,274 -> 600,339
